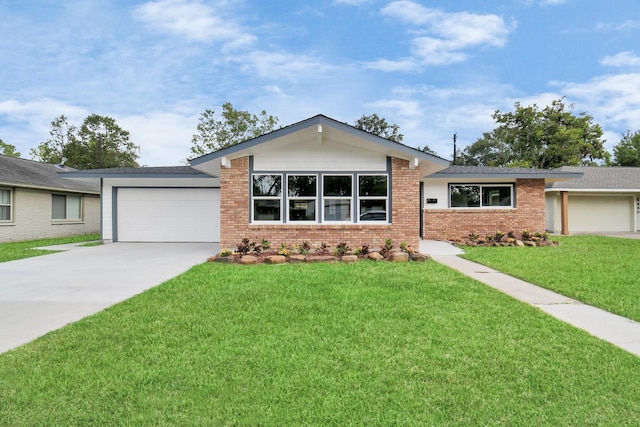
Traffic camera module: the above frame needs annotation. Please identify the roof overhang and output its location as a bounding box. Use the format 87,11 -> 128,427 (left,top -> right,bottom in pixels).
424,168 -> 583,183
0,180 -> 100,195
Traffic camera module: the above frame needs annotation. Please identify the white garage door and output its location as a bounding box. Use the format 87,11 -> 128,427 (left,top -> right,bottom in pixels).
117,188 -> 220,242
569,195 -> 633,233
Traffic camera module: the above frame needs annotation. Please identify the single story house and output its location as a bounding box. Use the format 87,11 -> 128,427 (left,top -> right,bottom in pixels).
0,154 -> 100,242
546,166 -> 640,234
60,115 -> 581,248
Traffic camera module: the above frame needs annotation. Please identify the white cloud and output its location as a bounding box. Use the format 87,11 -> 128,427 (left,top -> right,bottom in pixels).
370,1 -> 513,69
134,0 -> 255,47
601,51 -> 640,68
233,50 -> 340,81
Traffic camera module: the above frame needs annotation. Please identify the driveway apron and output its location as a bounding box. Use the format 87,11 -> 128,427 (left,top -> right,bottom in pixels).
0,242 -> 217,354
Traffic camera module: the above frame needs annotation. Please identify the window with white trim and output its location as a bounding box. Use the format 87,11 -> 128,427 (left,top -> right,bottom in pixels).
0,188 -> 12,221
52,194 -> 82,220
252,174 -> 282,221
288,175 -> 317,222
449,184 -> 514,208
358,175 -> 388,222
323,175 -> 352,222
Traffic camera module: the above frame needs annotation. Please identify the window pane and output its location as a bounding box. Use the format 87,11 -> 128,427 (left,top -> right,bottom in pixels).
450,185 -> 480,208
0,206 -> 9,221
0,189 -> 10,205
482,186 -> 512,207
254,199 -> 281,221
52,195 -> 66,219
67,196 -> 81,219
323,176 -> 352,197
324,199 -> 351,221
253,175 -> 281,196
288,175 -> 316,197
359,175 -> 387,197
289,199 -> 316,221
359,200 -> 387,221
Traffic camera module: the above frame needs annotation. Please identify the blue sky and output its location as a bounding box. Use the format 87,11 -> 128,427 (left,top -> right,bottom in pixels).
1,0 -> 639,166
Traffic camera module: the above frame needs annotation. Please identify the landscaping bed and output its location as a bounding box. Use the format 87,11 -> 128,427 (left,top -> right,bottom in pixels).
449,230 -> 559,247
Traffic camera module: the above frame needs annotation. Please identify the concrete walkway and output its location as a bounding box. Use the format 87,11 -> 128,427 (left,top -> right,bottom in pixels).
0,242 -> 217,354
420,240 -> 640,357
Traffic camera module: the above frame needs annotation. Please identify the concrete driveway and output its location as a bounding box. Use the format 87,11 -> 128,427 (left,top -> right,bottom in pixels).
0,242 -> 218,354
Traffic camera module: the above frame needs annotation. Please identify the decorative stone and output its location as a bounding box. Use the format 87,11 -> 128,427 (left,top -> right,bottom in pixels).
239,255 -> 258,264
367,252 -> 384,261
213,256 -> 235,263
288,255 -> 307,263
523,241 -> 537,247
388,252 -> 409,262
341,255 -> 358,263
515,240 -> 525,247
207,255 -> 217,262
264,255 -> 287,264
306,255 -> 338,263
409,252 -> 428,262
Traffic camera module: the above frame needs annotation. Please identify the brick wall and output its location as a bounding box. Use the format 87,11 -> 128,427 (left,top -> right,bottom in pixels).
219,156 -> 421,250
0,188 -> 100,243
423,179 -> 546,240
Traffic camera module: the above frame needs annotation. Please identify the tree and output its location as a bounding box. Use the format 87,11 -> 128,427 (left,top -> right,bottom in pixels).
0,139 -> 21,157
612,130 -> 640,166
354,113 -> 404,143
190,102 -> 279,158
461,98 -> 609,168
31,114 -> 139,169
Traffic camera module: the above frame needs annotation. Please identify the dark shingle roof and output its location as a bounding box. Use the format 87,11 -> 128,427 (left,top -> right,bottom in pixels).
426,165 -> 583,179
58,165 -> 214,178
547,166 -> 640,190
0,155 -> 99,193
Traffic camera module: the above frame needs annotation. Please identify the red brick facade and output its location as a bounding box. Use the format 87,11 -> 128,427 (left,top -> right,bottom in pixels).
422,179 -> 546,240
219,156 -> 421,250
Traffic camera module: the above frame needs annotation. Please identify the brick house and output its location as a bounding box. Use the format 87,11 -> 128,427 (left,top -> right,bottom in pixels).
0,155 -> 100,242
61,115 -> 581,247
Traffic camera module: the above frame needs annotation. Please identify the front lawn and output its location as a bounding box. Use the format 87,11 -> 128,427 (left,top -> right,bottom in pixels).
461,235 -> 640,323
1,262 -> 639,425
0,234 -> 100,263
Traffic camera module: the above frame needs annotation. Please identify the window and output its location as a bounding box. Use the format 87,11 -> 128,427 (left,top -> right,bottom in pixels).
253,174 -> 282,221
450,184 -> 513,208
358,175 -> 388,222
52,194 -> 82,220
323,175 -> 352,221
288,175 -> 317,222
0,188 -> 12,221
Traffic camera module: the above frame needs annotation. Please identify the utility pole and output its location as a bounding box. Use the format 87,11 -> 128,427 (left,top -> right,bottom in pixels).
452,133 -> 457,165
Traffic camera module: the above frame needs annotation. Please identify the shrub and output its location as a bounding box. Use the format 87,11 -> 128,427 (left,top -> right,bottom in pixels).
380,238 -> 393,257
333,242 -> 351,258
219,249 -> 232,257
316,242 -> 330,255
355,243 -> 370,258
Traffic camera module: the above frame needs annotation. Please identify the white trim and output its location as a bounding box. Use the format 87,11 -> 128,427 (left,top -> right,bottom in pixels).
322,174 -> 354,223
251,173 -> 283,223
357,174 -> 389,223
286,174 -> 318,223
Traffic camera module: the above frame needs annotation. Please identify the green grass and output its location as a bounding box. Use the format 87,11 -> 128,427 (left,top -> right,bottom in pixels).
0,234 -> 100,263
461,235 -> 640,323
1,262 -> 640,425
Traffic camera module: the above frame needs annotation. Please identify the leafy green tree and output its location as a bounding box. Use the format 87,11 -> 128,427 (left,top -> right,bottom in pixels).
354,113 -> 404,143
461,98 -> 609,168
31,114 -> 139,169
190,102 -> 279,157
0,139 -> 21,157
612,130 -> 640,166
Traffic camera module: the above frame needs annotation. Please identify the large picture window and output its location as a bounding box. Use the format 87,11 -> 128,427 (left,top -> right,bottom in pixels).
252,174 -> 282,221
288,175 -> 317,222
323,175 -> 352,222
52,194 -> 82,220
450,184 -> 513,208
0,188 -> 12,221
358,175 -> 388,221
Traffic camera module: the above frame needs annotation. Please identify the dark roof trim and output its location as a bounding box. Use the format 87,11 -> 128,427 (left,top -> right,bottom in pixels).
189,114 -> 451,167
425,165 -> 583,180
58,166 -> 216,179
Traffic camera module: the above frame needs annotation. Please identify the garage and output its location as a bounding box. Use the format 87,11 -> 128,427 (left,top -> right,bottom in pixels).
568,194 -> 634,233
116,188 -> 220,242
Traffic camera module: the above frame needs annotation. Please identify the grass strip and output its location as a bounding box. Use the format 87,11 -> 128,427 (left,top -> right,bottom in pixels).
0,234 -> 100,263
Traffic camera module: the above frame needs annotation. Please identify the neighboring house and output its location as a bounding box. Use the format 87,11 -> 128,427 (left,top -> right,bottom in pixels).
546,166 -> 640,234
60,115 -> 581,248
0,155 -> 100,242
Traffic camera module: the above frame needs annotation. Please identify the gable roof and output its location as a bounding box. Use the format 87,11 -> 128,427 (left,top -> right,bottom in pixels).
546,166 -> 640,191
189,114 -> 451,176
0,155 -> 99,194
425,165 -> 583,181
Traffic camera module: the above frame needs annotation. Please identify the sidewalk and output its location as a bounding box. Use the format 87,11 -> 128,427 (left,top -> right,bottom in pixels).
420,240 -> 640,357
